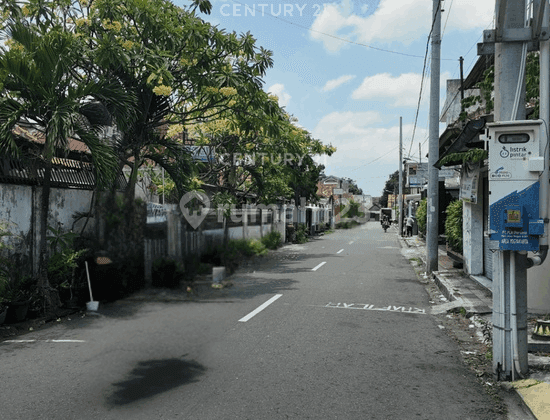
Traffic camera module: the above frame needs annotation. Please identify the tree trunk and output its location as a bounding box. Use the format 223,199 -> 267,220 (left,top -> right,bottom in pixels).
125,158 -> 139,202
37,157 -> 60,316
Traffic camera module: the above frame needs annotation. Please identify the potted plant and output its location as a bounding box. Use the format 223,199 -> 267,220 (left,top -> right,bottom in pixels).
0,279 -> 8,325
0,222 -> 12,324
4,274 -> 33,323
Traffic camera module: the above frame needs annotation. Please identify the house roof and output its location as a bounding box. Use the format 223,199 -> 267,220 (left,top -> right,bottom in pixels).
1,125 -> 126,190
435,118 -> 487,168
14,125 -> 89,154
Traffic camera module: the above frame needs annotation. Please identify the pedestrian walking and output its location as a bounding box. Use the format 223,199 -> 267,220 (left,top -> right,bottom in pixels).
406,216 -> 414,237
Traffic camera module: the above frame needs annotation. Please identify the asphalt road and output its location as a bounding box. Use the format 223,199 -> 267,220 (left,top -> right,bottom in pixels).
0,222 -> 504,419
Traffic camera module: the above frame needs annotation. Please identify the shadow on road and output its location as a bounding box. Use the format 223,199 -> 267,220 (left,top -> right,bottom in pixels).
106,356 -> 206,407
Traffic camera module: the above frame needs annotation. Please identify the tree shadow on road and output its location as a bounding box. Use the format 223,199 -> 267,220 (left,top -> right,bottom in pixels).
105,356 -> 206,407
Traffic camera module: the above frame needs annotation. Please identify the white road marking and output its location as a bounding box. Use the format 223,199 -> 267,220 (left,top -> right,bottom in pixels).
3,339 -> 86,343
336,249 -> 344,254
323,302 -> 427,315
239,294 -> 283,322
348,241 -> 354,245
312,261 -> 326,271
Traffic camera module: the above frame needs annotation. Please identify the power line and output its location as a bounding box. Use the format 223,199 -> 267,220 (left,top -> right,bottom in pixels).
366,145 -> 399,164
226,0 -> 456,61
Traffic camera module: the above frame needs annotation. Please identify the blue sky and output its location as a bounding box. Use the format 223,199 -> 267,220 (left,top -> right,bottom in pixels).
176,0 -> 495,196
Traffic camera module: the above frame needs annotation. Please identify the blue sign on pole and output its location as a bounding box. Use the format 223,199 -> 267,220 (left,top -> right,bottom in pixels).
489,182 -> 543,252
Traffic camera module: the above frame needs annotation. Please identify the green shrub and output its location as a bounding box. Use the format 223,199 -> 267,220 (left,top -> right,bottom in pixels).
416,198 -> 427,235
295,224 -> 309,243
336,220 -> 359,229
445,199 -> 463,253
232,238 -> 268,257
202,238 -> 269,274
152,257 -> 184,289
261,231 -> 282,250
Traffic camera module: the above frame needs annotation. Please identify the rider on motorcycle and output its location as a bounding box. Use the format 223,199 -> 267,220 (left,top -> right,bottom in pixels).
381,215 -> 390,232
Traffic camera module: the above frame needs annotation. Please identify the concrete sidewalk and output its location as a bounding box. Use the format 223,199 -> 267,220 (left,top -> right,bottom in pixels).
400,234 -> 550,420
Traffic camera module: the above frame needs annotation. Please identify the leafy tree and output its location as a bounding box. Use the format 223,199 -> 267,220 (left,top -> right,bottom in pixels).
189,106 -> 334,205
445,199 -> 463,253
380,170 -> 409,208
346,178 -> 363,195
0,18 -> 134,312
78,0 -> 276,200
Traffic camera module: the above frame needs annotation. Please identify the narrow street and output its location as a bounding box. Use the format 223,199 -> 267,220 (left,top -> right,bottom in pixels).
0,222 -> 504,419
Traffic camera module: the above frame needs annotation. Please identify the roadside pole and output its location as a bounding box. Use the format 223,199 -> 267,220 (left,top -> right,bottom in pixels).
427,0 -> 441,273
492,0 -> 528,380
399,117 -> 403,236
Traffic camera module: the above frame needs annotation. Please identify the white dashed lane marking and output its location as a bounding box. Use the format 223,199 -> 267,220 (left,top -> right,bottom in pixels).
239,294 -> 283,322
311,262 -> 326,271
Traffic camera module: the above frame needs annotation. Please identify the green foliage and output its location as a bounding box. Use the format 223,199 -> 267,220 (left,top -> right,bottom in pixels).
341,200 -> 364,219
231,239 -> 268,257
0,223 -> 32,305
336,220 -> 360,229
47,249 -> 87,289
151,257 -> 184,289
445,199 -> 463,254
527,52 -> 540,119
480,66 -> 494,115
261,231 -> 282,250
0,222 -> 13,298
438,149 -> 488,167
295,224 -> 309,243
213,191 -> 237,219
416,198 -> 427,235
460,53 -> 539,120
3,273 -> 34,303
46,225 -> 88,303
381,170 -> 409,208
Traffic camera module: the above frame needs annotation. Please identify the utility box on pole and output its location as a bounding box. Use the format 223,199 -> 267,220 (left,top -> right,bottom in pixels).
488,120 -> 545,252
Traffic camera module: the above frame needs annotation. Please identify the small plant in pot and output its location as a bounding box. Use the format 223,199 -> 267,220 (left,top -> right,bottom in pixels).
0,279 -> 8,325
0,221 -> 14,323
4,274 -> 34,323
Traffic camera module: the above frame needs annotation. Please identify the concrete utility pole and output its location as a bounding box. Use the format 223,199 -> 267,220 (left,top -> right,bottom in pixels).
398,117 -> 403,236
492,0 -> 528,380
427,0 -> 441,273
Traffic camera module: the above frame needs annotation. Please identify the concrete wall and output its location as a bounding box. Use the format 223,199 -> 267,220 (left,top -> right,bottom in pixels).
0,183 -> 94,275
462,200 -> 484,276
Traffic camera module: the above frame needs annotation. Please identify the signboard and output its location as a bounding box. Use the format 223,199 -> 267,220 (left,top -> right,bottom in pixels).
460,162 -> 480,204
147,203 -> 167,224
333,188 -> 343,195
408,176 -> 425,187
184,146 -> 214,162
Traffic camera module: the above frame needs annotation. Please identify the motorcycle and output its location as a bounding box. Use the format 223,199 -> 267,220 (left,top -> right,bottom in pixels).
382,221 -> 390,233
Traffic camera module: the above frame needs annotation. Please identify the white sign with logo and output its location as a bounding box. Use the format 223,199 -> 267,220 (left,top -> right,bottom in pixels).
460,162 -> 480,204
333,188 -> 344,195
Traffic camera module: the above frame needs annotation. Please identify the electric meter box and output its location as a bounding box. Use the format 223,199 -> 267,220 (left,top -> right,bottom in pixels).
488,120 -> 544,251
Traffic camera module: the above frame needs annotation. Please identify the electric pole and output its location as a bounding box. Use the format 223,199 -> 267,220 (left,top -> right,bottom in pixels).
399,117 -> 403,236
427,0 -> 441,273
492,0 -> 528,380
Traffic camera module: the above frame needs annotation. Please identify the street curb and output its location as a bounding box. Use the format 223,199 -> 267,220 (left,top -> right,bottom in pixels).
508,380 -> 550,420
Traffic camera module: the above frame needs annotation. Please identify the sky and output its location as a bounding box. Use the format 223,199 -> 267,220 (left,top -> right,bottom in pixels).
175,0 -> 496,196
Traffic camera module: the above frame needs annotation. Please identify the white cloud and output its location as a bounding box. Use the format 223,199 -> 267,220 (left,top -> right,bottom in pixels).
310,0 -> 494,52
322,75 -> 356,92
352,73 -> 422,107
312,111 -> 429,195
267,83 -> 291,107
351,71 -> 453,108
